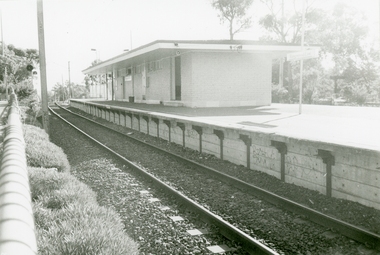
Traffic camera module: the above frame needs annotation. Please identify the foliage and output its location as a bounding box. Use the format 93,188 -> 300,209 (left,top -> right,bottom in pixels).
212,0 -> 254,40
29,167 -> 97,209
71,84 -> 89,99
0,44 -> 39,89
14,82 -> 36,100
271,84 -> 289,103
24,124 -> 71,173
29,167 -> 139,255
52,82 -> 69,101
259,0 -> 324,43
261,1 -> 380,105
52,81 -> 89,101
315,3 -> 380,104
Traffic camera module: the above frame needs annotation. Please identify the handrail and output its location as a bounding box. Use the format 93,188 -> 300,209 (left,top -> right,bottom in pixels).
0,92 -> 37,254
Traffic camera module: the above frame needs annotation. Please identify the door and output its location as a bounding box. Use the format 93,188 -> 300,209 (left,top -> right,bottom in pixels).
175,56 -> 181,100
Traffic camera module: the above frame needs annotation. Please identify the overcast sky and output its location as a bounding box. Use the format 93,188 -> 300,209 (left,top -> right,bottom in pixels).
0,0 -> 379,90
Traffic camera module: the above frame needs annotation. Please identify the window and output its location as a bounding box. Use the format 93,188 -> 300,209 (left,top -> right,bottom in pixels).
146,60 -> 164,72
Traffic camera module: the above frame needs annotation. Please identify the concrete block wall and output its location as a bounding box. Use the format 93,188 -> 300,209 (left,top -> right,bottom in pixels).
251,143 -> 280,179
333,148 -> 380,208
171,126 -> 183,146
69,100 -> 380,210
186,128 -> 201,152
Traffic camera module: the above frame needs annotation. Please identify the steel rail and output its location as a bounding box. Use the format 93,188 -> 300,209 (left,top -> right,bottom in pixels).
54,104 -> 380,250
0,93 -> 37,255
49,106 -> 279,255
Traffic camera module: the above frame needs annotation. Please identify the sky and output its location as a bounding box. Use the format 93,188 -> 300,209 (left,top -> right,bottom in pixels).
0,0 -> 379,91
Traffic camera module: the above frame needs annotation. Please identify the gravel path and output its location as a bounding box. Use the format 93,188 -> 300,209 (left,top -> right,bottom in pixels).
49,107 -> 380,255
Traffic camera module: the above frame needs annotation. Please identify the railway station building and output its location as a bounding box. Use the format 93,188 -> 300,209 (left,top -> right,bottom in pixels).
83,40 -> 314,108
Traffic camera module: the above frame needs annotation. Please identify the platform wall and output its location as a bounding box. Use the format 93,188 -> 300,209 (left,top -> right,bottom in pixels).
71,100 -> 380,210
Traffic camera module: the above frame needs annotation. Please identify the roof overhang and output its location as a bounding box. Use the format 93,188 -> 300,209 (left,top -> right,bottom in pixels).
83,40 -> 320,75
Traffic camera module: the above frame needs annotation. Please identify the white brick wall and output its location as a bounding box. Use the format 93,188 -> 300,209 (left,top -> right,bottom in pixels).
187,52 -> 272,107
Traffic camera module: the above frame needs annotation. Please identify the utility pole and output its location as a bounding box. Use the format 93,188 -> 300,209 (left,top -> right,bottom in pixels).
68,61 -> 71,99
37,0 -> 49,133
298,0 -> 306,115
279,0 -> 284,88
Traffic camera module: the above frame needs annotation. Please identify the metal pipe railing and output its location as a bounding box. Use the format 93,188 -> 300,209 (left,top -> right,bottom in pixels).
0,91 -> 37,255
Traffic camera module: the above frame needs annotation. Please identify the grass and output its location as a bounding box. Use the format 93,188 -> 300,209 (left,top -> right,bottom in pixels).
23,119 -> 139,254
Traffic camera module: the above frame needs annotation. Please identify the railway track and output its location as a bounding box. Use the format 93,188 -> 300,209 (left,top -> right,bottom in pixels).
49,104 -> 380,254
49,105 -> 278,254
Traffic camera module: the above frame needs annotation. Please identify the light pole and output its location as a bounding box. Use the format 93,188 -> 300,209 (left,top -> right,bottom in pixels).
91,48 -> 98,62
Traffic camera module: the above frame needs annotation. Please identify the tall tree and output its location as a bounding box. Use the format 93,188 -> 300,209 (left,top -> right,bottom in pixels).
212,0 -> 254,40
259,0 -> 321,44
316,2 -> 380,103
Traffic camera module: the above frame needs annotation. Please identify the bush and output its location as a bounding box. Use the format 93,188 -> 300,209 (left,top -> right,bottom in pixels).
24,124 -> 70,173
29,167 -> 97,209
30,167 -> 139,255
34,202 -> 139,255
272,84 -> 290,103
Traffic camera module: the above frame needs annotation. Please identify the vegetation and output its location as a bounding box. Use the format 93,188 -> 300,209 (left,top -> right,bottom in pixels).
211,0 -> 254,40
210,0 -> 380,105
24,125 -> 71,173
0,44 -> 39,98
21,107 -> 139,254
265,1 -> 380,105
30,167 -> 139,255
51,81 -> 89,102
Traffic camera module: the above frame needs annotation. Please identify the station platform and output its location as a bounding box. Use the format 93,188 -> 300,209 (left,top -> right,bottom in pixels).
84,100 -> 380,152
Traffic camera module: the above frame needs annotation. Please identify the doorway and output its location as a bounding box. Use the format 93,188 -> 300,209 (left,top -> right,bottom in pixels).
174,56 -> 181,100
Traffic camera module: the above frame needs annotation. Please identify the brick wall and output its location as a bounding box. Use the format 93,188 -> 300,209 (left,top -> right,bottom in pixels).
187,52 -> 272,107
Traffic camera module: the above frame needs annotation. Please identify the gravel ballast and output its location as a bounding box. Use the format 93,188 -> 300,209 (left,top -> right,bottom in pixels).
49,107 -> 380,255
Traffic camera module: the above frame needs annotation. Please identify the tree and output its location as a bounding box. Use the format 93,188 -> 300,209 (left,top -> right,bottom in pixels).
212,0 -> 254,40
259,0 -> 322,44
316,2 -> 380,104
0,44 -> 39,92
52,82 -> 69,102
71,83 -> 89,99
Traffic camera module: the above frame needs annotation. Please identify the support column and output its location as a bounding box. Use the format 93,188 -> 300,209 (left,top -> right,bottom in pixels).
152,117 -> 159,138
163,120 -> 172,143
192,125 -> 203,153
271,140 -> 287,182
143,116 -> 150,135
135,115 -> 141,132
124,112 -> 127,127
126,113 -> 133,129
177,122 -> 186,147
213,130 -> 225,160
239,134 -> 252,169
317,149 -> 335,198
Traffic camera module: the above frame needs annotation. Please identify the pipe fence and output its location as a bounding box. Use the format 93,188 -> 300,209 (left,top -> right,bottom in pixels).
0,91 -> 37,255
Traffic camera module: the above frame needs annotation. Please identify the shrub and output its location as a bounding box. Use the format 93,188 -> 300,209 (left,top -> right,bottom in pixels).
30,167 -> 139,255
34,202 -> 139,255
24,125 -> 70,173
29,167 -> 97,209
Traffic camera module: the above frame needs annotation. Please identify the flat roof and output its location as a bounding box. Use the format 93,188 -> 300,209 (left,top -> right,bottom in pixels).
83,39 -> 319,75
